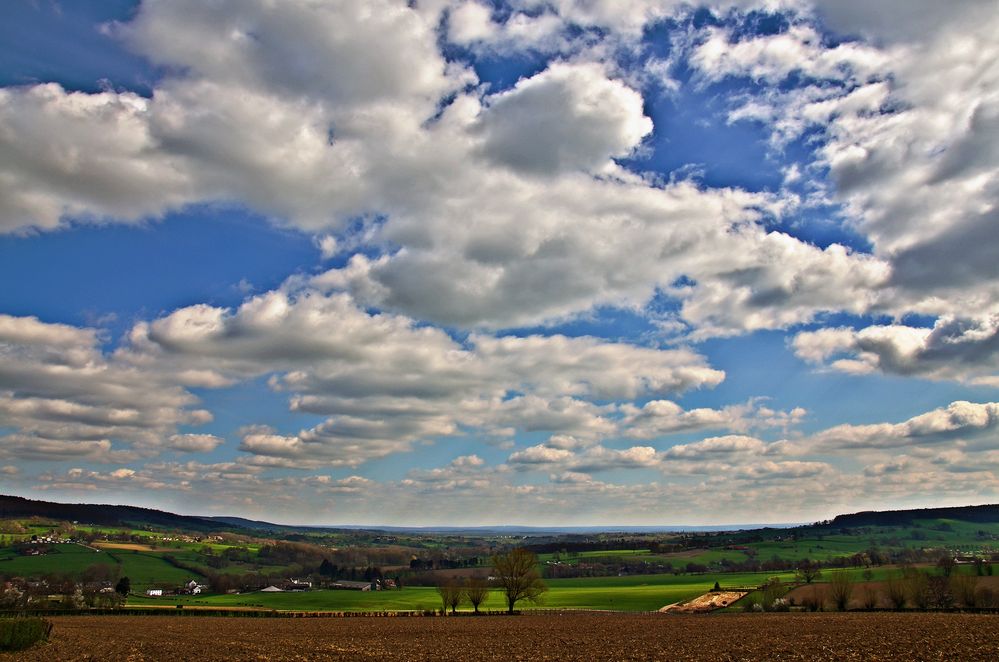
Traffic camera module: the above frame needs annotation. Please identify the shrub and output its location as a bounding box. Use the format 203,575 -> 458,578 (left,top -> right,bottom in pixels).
905,571 -> 931,609
975,587 -> 998,609
761,577 -> 784,611
828,572 -> 854,611
928,576 -> 954,609
741,592 -> 761,612
0,618 -> 53,652
950,573 -> 978,608
800,587 -> 821,612
862,585 -> 879,609
885,574 -> 907,610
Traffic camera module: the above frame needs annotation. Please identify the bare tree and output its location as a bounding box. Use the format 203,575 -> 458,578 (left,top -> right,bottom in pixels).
795,559 -> 822,584
491,548 -> 547,614
951,572 -> 979,607
904,570 -> 930,609
436,578 -> 465,614
466,575 -> 490,614
976,586 -> 998,608
828,571 -> 853,611
885,574 -> 907,610
928,575 -> 954,609
861,585 -> 879,609
936,554 -> 956,578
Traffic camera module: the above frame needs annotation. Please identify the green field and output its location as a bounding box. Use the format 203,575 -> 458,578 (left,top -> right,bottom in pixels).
0,544 -> 203,590
110,551 -> 203,590
122,565 -> 931,613
0,544 -> 107,576
126,582 -> 696,613
126,570 -> 807,612
541,548 -> 753,567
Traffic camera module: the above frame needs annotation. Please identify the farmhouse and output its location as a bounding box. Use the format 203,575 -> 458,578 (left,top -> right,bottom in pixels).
330,580 -> 371,591
145,589 -> 163,597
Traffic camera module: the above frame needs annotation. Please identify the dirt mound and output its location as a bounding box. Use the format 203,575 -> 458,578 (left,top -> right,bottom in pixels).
660,591 -> 748,613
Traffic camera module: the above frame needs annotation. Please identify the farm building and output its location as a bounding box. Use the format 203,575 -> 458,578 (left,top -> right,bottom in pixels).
330,580 -> 371,591
261,585 -> 283,592
145,589 -> 163,597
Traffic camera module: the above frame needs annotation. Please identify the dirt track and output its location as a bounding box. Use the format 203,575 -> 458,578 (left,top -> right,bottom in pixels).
3,612 -> 998,661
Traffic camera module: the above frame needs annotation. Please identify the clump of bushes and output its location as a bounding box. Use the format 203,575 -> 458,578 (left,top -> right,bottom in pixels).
0,618 -> 53,651
769,597 -> 790,612
800,592 -> 821,612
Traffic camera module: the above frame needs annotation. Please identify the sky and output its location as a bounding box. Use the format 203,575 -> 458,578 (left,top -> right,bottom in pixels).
0,0 -> 997,526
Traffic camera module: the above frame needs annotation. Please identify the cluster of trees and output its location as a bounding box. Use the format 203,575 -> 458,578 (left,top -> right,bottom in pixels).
435,577 -> 491,614
434,549 -> 547,614
525,538 -> 682,555
409,556 -> 483,571
542,559 -> 677,579
198,546 -> 254,569
541,554 -> 834,579
883,568 -> 997,609
793,566 -> 999,612
318,560 -> 398,585
0,568 -> 131,610
257,541 -> 328,569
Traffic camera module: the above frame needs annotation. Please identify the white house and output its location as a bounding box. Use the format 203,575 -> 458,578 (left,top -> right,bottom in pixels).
145,589 -> 163,597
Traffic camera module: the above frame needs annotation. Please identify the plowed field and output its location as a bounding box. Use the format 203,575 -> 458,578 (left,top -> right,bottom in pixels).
3,612 -> 997,661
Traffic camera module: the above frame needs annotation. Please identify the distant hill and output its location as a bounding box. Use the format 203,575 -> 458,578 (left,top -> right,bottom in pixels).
202,515 -> 289,531
3,493 -> 998,534
826,504 -> 999,529
200,516 -> 354,534
0,494 -> 228,532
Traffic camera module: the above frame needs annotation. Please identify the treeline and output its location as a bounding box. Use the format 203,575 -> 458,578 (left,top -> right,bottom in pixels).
0,495 -> 222,531
0,567 -> 125,610
827,504 -> 999,529
543,560 -> 678,579
524,539 -> 685,555
408,557 -> 483,571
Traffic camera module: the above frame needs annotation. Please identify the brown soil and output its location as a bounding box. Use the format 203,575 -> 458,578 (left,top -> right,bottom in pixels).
3,612 -> 997,661
93,543 -> 167,552
660,548 -> 713,560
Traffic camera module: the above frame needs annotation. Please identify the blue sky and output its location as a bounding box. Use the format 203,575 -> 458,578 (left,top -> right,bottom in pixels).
1,0 -> 997,525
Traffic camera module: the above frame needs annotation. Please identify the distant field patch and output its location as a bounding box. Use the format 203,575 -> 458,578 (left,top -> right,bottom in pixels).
93,543 -> 163,552
0,544 -> 106,576
127,571 -> 795,613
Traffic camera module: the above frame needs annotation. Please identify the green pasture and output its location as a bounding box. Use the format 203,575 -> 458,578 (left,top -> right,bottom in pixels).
746,538 -> 868,562
539,549 -> 645,565
127,583 -> 694,613
668,548 -> 750,565
127,570 -> 804,613
0,544 -> 107,576
0,544 -> 203,589
106,551 -> 202,590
